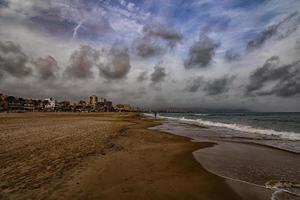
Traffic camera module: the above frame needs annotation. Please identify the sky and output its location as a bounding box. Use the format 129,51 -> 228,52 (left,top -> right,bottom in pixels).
0,0 -> 300,111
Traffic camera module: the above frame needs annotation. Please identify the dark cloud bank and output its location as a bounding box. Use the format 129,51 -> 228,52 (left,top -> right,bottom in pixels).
134,37 -> 163,58
0,41 -> 32,78
184,33 -> 220,69
150,64 -> 166,85
63,44 -> 131,80
186,75 -> 235,95
34,56 -> 59,80
247,11 -> 300,50
137,71 -> 148,82
64,45 -> 99,79
204,76 -> 235,95
143,22 -> 183,48
186,77 -> 204,92
246,56 -> 300,97
134,22 -> 182,58
1,40 -> 132,83
98,45 -> 131,80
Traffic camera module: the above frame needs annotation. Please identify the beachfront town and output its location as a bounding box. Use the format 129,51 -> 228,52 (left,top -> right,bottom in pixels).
0,93 -> 141,113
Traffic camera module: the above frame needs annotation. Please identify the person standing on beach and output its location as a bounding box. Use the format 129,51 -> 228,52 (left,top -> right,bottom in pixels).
154,112 -> 157,118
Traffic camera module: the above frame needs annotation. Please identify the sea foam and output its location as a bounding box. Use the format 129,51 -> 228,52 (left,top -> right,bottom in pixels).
157,115 -> 300,141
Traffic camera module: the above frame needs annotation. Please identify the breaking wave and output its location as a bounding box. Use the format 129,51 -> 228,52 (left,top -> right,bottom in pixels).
266,180 -> 300,200
157,115 -> 300,141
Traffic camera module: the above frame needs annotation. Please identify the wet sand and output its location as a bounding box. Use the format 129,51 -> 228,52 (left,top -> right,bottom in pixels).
193,141 -> 300,185
1,112 -> 243,200
152,119 -> 300,200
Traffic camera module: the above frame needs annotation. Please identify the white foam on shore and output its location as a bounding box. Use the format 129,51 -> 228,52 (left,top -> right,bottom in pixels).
266,181 -> 300,200
192,113 -> 209,116
155,114 -> 300,141
143,113 -> 155,117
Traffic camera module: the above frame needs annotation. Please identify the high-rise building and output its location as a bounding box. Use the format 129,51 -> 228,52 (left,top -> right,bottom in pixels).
89,95 -> 98,109
99,97 -> 107,103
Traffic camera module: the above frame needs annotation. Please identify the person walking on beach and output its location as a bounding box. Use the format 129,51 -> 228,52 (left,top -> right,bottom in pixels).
154,112 -> 157,118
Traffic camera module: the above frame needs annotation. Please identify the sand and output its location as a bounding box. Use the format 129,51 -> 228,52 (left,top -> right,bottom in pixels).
0,112 -> 245,200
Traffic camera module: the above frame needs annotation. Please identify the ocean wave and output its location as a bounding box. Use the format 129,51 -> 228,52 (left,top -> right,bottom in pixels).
192,113 -> 210,116
266,180 -> 300,200
158,115 -> 300,141
143,113 -> 155,117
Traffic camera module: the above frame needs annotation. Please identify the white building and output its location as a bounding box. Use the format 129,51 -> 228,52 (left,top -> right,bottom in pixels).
45,97 -> 56,110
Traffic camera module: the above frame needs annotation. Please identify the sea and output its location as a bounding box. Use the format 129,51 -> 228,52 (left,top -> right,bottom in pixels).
149,112 -> 300,153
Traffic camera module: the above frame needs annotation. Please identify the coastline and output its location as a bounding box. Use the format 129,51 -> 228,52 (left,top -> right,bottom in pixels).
1,112 -> 298,199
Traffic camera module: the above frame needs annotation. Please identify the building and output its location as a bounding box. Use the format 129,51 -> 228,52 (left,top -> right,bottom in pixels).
99,97 -> 107,103
105,101 -> 113,112
44,97 -> 56,111
7,96 -> 25,112
24,99 -> 34,112
78,100 -> 87,106
0,93 -> 138,113
32,100 -> 44,111
75,100 -> 87,112
115,104 -> 131,112
95,100 -> 113,112
89,95 -> 98,110
58,101 -> 72,112
0,94 -> 8,112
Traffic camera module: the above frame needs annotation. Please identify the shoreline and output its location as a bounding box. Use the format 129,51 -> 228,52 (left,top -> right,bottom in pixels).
1,112 -> 298,199
152,113 -> 300,154
151,116 -> 300,199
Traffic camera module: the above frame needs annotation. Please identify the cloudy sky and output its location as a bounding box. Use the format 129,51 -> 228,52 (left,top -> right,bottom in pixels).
0,0 -> 300,111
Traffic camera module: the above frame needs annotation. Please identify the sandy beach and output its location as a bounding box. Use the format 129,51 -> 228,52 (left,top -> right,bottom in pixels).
0,112 -> 298,200
0,112 -> 240,200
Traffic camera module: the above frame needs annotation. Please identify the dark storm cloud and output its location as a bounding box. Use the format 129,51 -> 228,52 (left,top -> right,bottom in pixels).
246,56 -> 300,97
143,22 -> 183,48
0,41 -> 32,78
186,75 -> 235,95
247,11 -> 300,50
134,37 -> 163,58
0,0 -> 8,8
34,56 -> 59,80
203,76 -> 235,95
295,39 -> 300,50
150,64 -> 166,84
184,34 -> 220,69
98,44 -> 131,80
134,22 -> 182,58
224,49 -> 240,62
64,45 -> 99,79
185,77 -> 204,92
137,71 -> 148,82
246,56 -> 280,93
